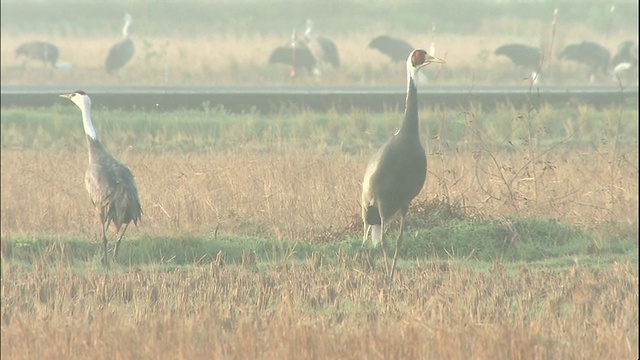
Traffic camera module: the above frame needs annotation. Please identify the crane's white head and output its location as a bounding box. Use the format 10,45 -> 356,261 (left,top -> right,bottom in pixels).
60,90 -> 91,111
60,90 -> 98,140
407,49 -> 445,82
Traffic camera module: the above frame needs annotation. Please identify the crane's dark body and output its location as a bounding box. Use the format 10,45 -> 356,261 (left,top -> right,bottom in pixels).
268,44 -> 318,74
494,43 -> 543,70
368,35 -> 414,63
86,136 -> 142,232
363,78 -> 426,226
559,41 -> 611,79
86,136 -> 141,266
105,39 -> 135,73
362,49 -> 439,283
16,41 -> 59,66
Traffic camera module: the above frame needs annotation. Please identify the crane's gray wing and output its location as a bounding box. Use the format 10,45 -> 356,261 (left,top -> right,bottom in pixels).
85,159 -> 142,227
363,136 -> 426,204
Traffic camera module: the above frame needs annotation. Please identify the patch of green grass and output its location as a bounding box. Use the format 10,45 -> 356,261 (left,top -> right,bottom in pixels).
3,214 -> 636,271
2,103 -> 637,154
403,217 -> 624,262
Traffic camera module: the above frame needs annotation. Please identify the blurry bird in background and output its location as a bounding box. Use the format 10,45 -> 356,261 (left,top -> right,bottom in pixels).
609,40 -> 638,84
494,43 -> 543,84
303,19 -> 340,69
16,41 -> 59,66
268,27 -> 320,78
105,13 -> 135,74
15,41 -> 74,69
268,19 -> 340,80
558,41 -> 611,83
368,35 -> 414,63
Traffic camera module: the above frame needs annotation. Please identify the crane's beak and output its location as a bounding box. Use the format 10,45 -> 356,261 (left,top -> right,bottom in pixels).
428,55 -> 446,64
59,93 -> 73,99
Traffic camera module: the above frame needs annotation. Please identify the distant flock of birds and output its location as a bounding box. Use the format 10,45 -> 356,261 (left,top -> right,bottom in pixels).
17,15 -> 637,84
267,21 -> 425,78
16,13 -> 135,73
266,19 -> 637,84
494,40 -> 638,83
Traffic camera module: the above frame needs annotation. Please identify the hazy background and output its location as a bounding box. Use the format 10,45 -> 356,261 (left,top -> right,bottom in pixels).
1,0 -> 638,86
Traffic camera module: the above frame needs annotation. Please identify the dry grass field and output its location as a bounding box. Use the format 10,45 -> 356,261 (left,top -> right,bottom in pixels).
1,101 -> 638,358
1,256 -> 637,359
1,140 -> 638,241
2,103 -> 638,240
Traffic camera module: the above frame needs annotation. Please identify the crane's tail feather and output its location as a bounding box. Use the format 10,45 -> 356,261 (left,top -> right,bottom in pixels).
362,202 -> 382,247
365,204 -> 381,225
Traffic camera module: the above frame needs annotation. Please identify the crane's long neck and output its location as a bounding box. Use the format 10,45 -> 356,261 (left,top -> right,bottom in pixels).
399,70 -> 420,136
122,20 -> 131,39
84,119 -> 113,168
82,109 -> 108,164
80,104 -> 99,141
304,20 -> 313,42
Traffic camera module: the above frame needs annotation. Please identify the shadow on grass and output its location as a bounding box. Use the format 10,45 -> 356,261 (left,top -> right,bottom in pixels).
2,211 -> 637,270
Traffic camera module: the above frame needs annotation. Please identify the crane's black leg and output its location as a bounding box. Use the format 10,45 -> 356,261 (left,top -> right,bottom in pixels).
362,223 -> 369,247
113,223 -> 130,263
380,218 -> 390,277
101,222 -> 109,268
389,214 -> 405,283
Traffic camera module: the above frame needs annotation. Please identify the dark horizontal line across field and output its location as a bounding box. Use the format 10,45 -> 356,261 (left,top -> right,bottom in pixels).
1,85 -> 637,113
